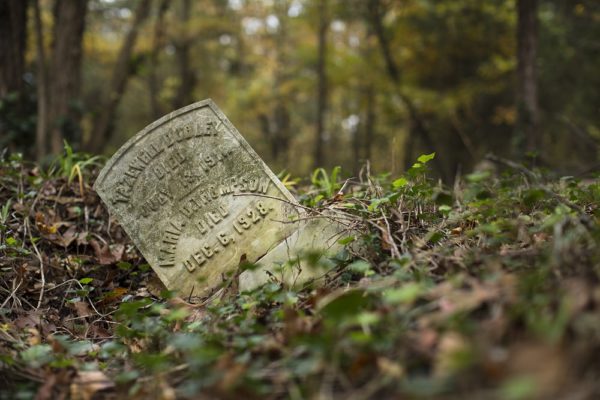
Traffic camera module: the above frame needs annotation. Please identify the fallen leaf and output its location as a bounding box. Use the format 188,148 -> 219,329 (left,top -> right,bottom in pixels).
76,231 -> 89,245
72,301 -> 92,318
70,371 -> 114,400
377,357 -> 404,378
15,310 -> 42,329
433,332 -> 471,378
35,373 -> 57,400
48,225 -> 78,247
98,287 -> 128,306
90,239 -> 124,265
35,211 -> 58,234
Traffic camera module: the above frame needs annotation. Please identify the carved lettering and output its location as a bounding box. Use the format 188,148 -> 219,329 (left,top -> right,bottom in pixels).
159,221 -> 185,267
151,148 -> 187,180
194,204 -> 229,235
141,188 -> 174,218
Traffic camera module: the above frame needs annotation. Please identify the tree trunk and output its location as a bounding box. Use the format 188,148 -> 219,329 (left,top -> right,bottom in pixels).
33,0 -> 49,162
364,84 -> 376,164
87,0 -> 151,153
258,104 -> 290,165
47,0 -> 88,155
352,120 -> 360,176
172,0 -> 195,110
314,0 -> 328,168
0,0 -> 27,99
271,0 -> 291,165
0,0 -> 27,149
273,103 -> 290,163
516,0 -> 539,153
367,0 -> 448,181
258,113 -> 276,159
148,0 -> 170,120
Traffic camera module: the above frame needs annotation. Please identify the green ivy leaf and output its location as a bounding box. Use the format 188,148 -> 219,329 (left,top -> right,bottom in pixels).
392,177 -> 409,188
417,153 -> 436,164
338,235 -> 356,245
319,290 -> 368,322
383,283 -> 423,305
21,345 -> 53,368
347,260 -> 371,274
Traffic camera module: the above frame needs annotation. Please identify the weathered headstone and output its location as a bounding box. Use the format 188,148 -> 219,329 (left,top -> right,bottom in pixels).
95,99 -> 306,296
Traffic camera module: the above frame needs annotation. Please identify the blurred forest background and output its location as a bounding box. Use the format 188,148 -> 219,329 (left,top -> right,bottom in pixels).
0,0 -> 598,180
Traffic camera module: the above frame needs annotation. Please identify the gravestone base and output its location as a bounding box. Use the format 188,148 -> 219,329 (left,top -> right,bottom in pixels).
239,216 -> 353,291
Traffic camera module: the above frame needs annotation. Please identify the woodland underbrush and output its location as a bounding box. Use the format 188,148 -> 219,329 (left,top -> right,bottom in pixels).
0,149 -> 599,399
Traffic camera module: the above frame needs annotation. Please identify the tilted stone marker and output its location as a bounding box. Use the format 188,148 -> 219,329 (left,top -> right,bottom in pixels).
95,100 -> 347,296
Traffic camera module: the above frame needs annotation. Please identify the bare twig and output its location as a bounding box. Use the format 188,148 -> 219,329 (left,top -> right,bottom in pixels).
485,153 -> 539,182
381,209 -> 401,259
0,278 -> 23,309
23,217 -> 45,310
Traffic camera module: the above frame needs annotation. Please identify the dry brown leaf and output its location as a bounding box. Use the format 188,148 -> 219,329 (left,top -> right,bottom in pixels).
409,327 -> 438,355
433,332 -> 470,378
97,287 -> 128,306
48,225 -> 78,247
451,226 -> 463,235
72,301 -> 92,318
505,342 -> 569,398
35,373 -> 57,400
70,371 -> 114,400
76,231 -> 89,245
377,357 -> 404,378
380,225 -> 393,251
14,310 -> 42,329
563,278 -> 591,316
26,327 -> 41,346
90,239 -> 124,265
88,323 -> 113,339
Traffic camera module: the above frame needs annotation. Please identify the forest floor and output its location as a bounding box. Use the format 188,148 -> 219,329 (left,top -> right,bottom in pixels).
0,150 -> 599,400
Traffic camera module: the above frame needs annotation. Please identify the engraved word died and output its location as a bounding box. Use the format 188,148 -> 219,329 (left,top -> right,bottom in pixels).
95,100 -> 299,296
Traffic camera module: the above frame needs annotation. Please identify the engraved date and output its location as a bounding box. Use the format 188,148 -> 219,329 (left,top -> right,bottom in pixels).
181,201 -> 273,273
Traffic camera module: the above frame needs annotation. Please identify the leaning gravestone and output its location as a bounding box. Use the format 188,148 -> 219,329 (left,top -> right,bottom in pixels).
95,100 -> 347,296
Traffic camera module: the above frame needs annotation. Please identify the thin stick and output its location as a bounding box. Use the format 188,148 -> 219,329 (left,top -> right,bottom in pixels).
485,153 -> 539,182
24,217 -> 46,310
0,279 -> 23,309
233,192 -> 310,212
381,209 -> 401,259
234,192 -> 359,226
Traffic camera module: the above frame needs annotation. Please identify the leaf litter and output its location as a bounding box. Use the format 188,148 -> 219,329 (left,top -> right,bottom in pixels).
0,151 -> 599,399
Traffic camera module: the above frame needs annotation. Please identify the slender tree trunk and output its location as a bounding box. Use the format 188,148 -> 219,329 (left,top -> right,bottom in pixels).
258,104 -> 290,165
258,113 -> 276,159
172,0 -> 195,110
352,121 -> 361,176
47,0 -> 88,154
33,0 -> 49,162
87,0 -> 152,153
367,0 -> 448,181
364,84 -> 376,163
273,103 -> 290,163
0,0 -> 27,149
0,0 -> 27,99
148,0 -> 170,120
516,0 -> 539,153
272,0 -> 291,165
314,0 -> 328,168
